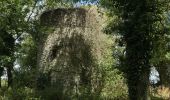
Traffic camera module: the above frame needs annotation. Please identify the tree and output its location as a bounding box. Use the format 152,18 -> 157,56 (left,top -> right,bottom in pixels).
0,0 -> 37,87
100,0 -> 170,99
0,29 -> 15,87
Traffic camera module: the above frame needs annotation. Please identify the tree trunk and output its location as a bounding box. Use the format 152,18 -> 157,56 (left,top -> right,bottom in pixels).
0,67 -> 3,88
137,70 -> 150,100
127,66 -> 151,100
127,67 -> 151,100
156,62 -> 170,87
7,66 -> 13,87
126,40 -> 151,100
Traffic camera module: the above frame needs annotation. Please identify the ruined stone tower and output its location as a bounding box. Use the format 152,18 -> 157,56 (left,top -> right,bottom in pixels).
37,7 -> 107,99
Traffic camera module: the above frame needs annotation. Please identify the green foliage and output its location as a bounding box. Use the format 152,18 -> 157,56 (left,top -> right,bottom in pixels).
0,0 -> 127,99
100,0 -> 170,99
0,86 -> 40,100
17,34 -> 37,70
97,35 -> 128,99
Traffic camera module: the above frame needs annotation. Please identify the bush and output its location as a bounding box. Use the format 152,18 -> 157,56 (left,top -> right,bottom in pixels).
0,87 -> 40,100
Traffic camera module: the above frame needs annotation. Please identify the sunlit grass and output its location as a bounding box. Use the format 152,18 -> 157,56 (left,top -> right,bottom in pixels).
151,86 -> 170,100
1,79 -> 7,87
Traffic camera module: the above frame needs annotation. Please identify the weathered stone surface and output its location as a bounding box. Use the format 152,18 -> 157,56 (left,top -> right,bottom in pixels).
40,8 -> 86,27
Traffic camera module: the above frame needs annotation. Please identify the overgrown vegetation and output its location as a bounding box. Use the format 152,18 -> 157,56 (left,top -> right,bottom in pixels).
0,0 -> 170,100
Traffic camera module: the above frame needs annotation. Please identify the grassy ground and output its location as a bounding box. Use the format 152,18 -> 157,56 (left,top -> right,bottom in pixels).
0,81 -> 170,100
151,96 -> 165,100
151,86 -> 170,100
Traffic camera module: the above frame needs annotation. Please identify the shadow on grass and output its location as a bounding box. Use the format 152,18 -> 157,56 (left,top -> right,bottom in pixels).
151,95 -> 167,100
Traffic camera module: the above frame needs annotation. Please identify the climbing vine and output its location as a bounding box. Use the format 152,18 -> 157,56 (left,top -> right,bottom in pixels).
100,0 -> 170,99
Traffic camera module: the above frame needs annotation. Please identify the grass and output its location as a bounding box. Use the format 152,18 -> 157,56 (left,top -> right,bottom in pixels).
0,81 -> 170,100
151,86 -> 170,100
151,96 -> 165,100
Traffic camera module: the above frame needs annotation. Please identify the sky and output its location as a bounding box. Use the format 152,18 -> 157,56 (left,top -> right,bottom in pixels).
150,67 -> 160,84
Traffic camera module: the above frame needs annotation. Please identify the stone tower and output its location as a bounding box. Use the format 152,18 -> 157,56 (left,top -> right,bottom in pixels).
37,7 -> 107,99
